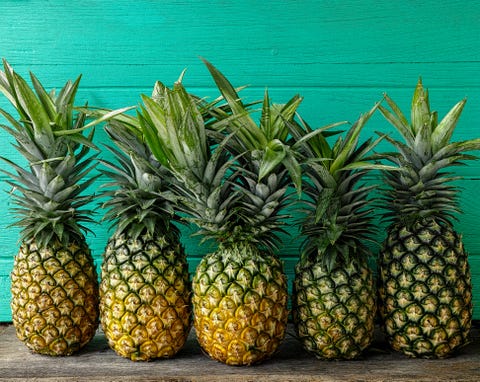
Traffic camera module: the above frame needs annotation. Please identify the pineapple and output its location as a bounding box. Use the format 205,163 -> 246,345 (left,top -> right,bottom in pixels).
136,60 -> 302,365
377,79 -> 479,358
98,118 -> 191,361
0,60 -> 105,355
290,105 -> 384,359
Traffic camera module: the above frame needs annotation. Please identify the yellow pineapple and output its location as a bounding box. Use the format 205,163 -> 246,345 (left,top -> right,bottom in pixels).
0,60 -> 102,355
98,119 -> 191,361
135,60 -> 302,365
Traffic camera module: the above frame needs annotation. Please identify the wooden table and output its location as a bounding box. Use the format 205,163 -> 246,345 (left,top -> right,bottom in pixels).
1,323 -> 479,381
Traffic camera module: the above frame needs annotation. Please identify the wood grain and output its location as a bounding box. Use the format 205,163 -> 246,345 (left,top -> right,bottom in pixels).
1,324 -> 480,382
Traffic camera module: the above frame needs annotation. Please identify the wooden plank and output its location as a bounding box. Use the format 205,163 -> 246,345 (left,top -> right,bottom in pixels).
0,1 -> 478,88
2,86 -> 480,172
1,324 -> 479,381
0,274 -> 11,321
2,62 -> 480,90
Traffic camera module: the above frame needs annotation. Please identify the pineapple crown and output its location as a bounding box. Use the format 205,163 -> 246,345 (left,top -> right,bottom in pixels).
0,60 -> 128,247
99,118 -> 181,241
137,59 -> 302,253
289,103 -> 388,270
378,78 -> 480,227
202,59 -> 303,251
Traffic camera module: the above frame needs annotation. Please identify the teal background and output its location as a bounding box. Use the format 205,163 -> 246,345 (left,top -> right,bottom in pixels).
0,1 -> 479,321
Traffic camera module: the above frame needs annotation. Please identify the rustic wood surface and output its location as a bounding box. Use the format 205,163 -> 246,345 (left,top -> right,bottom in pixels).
1,323 -> 479,382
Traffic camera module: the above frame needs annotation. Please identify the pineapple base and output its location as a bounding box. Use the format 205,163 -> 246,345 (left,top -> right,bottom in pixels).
293,258 -> 376,360
100,233 -> 191,361
192,245 -> 288,366
10,239 -> 99,356
378,219 -> 473,358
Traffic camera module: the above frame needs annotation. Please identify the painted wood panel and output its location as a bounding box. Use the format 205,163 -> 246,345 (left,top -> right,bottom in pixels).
0,0 -> 479,321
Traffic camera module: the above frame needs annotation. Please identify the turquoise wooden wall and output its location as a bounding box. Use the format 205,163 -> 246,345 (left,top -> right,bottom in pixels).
0,1 -> 479,321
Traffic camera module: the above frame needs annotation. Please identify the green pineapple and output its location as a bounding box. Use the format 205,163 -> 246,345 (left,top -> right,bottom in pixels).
136,60 -> 301,365
0,60 -> 107,355
377,79 -> 479,358
98,118 -> 191,361
290,105 -> 383,359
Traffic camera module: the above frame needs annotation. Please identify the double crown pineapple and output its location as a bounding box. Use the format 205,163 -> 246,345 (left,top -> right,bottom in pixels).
136,60 -> 301,365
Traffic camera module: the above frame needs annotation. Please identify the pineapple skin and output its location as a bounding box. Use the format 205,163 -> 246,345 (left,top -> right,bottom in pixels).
192,244 -> 288,366
378,219 -> 472,358
293,258 -> 376,359
10,238 -> 99,356
100,233 -> 191,361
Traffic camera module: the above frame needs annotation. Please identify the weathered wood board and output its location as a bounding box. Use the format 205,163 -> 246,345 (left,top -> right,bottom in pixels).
1,324 -> 480,382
